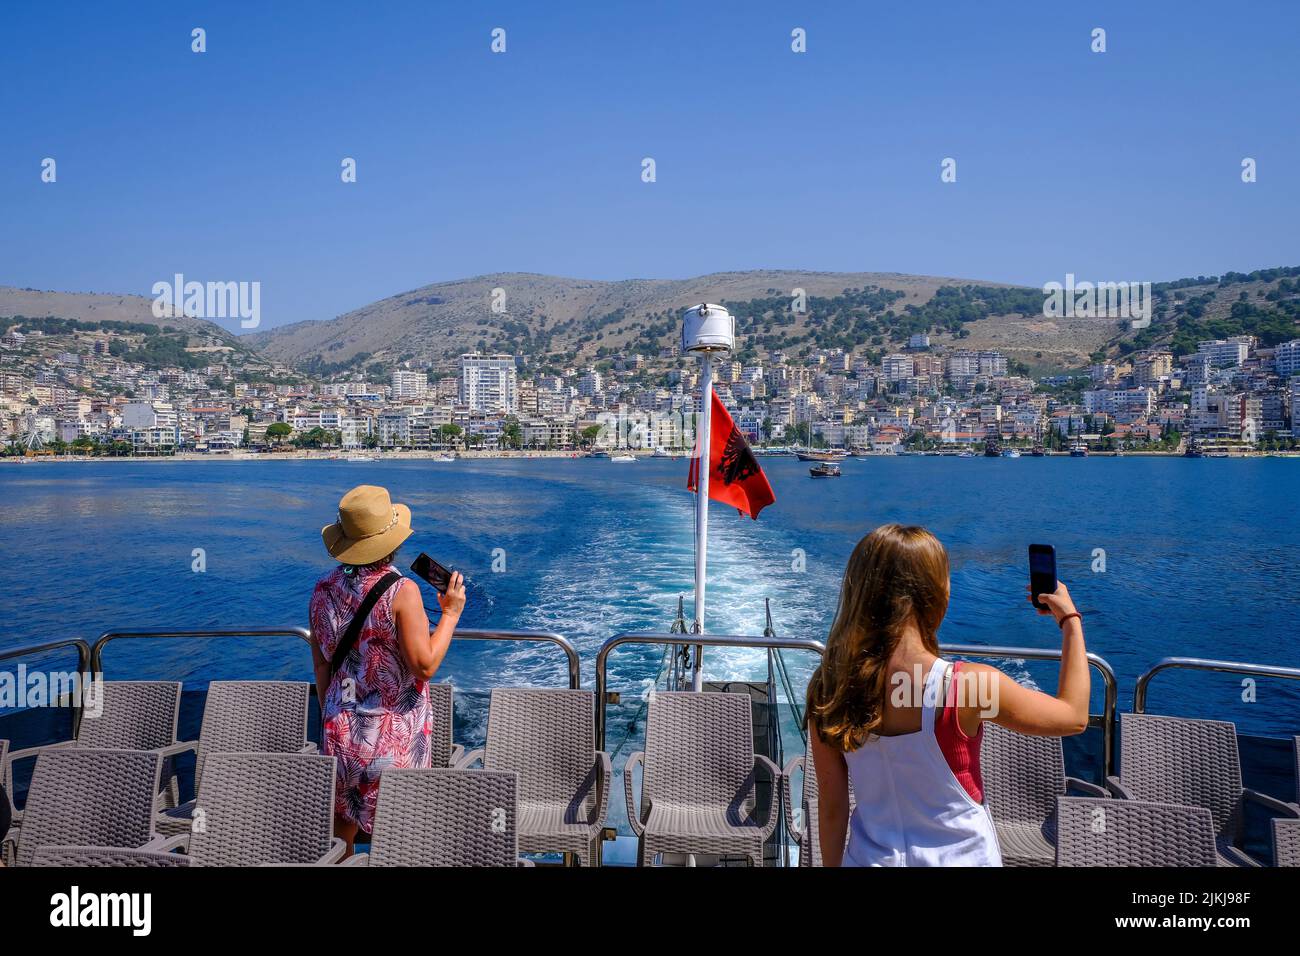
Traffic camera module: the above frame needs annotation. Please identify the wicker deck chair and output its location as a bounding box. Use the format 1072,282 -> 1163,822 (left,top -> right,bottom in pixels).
1056,796 -> 1218,866
623,691 -> 781,867
343,768 -> 525,867
1107,713 -> 1299,866
156,681 -> 315,836
152,752 -> 344,865
2,681 -> 185,812
456,687 -> 610,865
3,748 -> 162,867
981,722 -> 1108,866
781,733 -> 854,867
429,683 -> 464,768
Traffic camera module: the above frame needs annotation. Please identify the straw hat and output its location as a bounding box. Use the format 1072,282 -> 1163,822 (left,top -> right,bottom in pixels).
321,485 -> 413,566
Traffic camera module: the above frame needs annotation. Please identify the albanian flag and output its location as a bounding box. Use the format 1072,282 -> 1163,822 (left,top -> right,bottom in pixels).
687,392 -> 776,520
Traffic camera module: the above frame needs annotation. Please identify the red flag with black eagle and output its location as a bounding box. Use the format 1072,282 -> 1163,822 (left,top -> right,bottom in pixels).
687,392 -> 776,519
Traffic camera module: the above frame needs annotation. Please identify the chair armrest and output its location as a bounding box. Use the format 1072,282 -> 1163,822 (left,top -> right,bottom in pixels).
455,748 -> 485,770
781,755 -> 805,844
340,852 -> 370,866
591,751 -> 612,828
1243,788 -> 1300,818
449,744 -> 465,768
154,740 -> 198,761
317,837 -> 348,864
1065,776 -> 1109,798
297,742 -> 319,755
141,833 -> 190,854
4,740 -> 76,801
1105,776 -> 1135,799
752,754 -> 783,840
622,751 -> 645,837
517,857 -> 535,867
1,827 -> 16,866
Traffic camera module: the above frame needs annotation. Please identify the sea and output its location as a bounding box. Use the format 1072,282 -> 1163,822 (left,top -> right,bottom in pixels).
2,455 -> 1298,814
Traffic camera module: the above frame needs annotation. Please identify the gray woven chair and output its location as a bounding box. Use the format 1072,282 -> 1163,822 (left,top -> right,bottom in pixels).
456,687 -> 610,865
781,734 -> 854,867
152,751 -> 344,865
2,681 -> 185,812
2,748 -> 162,867
343,768 -> 525,867
429,683 -> 464,769
156,680 -> 315,836
31,844 -> 191,867
1107,713 -> 1299,866
1274,819 -> 1300,867
1056,796 -> 1218,866
981,722 -> 1108,866
623,691 -> 781,867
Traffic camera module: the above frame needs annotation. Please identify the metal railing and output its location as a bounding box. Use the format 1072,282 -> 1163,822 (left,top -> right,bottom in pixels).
90,627 -> 313,672
594,632 -> 827,751
943,642 -> 1119,778
1134,657 -> 1300,715
452,629 -> 582,690
0,638 -> 93,738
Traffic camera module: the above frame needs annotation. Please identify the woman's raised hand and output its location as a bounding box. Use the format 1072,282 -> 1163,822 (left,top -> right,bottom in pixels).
438,571 -> 467,618
1026,579 -> 1078,625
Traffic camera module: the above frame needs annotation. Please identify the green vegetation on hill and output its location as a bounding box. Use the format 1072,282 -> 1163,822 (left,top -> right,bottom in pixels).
0,314 -> 179,336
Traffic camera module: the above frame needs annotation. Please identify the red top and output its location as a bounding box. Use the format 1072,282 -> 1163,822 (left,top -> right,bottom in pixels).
934,661 -> 985,803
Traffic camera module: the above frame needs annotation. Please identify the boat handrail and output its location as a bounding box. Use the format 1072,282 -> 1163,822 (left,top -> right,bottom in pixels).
89,627 -> 313,673
941,643 -> 1119,778
88,626 -> 582,690
1134,656 -> 1300,716
0,638 -> 93,738
452,629 -> 582,690
595,632 -> 827,750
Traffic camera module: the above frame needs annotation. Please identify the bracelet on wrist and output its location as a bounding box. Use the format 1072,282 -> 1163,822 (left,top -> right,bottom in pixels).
1058,611 -> 1082,629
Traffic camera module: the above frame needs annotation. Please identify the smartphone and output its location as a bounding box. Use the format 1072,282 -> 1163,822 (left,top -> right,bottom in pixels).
1028,544 -> 1057,611
410,553 -> 453,594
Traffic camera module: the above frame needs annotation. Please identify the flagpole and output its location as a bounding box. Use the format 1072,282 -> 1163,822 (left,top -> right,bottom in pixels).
692,353 -> 713,691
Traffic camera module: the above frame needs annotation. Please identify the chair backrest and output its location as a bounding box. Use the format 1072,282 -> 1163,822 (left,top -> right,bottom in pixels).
429,683 -> 457,768
1056,796 -> 1218,866
77,681 -> 182,750
195,681 -> 310,789
1293,736 -> 1299,805
185,751 -> 335,866
31,844 -> 191,867
1118,713 -> 1242,837
1273,819 -> 1300,868
485,688 -> 595,805
368,768 -> 519,866
980,722 -> 1065,825
17,748 -> 161,867
643,691 -> 754,808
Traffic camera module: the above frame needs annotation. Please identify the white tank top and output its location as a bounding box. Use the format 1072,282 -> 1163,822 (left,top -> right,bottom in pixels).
842,657 -> 1002,866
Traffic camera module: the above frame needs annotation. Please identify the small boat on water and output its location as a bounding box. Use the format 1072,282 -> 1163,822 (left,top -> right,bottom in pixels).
434,454 -> 456,463
650,448 -> 672,458
1030,445 -> 1046,457
1001,448 -> 1021,458
611,454 -> 637,463
809,462 -> 841,478
794,448 -> 846,462
957,450 -> 975,459
1069,441 -> 1089,458
345,454 -> 377,462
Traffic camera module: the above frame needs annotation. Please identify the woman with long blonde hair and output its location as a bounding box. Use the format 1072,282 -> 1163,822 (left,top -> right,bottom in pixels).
807,524 -> 1090,866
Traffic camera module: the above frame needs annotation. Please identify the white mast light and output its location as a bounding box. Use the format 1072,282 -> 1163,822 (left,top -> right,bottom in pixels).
681,303 -> 735,354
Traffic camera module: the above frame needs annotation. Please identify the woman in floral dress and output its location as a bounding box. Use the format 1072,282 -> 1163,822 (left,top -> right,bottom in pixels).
309,485 -> 465,854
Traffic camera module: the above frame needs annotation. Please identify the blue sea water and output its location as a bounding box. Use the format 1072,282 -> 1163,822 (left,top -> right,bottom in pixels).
1,455 -> 1298,747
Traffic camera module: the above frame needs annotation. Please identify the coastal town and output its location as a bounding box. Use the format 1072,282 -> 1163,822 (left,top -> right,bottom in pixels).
3,317 -> 1299,460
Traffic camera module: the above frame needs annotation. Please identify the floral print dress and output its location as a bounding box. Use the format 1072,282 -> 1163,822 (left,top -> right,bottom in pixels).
310,562 -> 432,831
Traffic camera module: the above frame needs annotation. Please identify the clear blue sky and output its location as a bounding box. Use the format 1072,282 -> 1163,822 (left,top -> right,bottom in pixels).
1,0 -> 1297,332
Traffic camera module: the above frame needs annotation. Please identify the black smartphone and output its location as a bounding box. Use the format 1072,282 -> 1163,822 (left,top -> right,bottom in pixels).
410,553 -> 453,594
1028,544 -> 1057,610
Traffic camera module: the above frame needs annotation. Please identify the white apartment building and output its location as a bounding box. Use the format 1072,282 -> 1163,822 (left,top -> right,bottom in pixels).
1196,337 -> 1252,369
1292,379 -> 1300,438
882,354 -> 914,382
1274,340 -> 1300,380
392,369 -> 428,399
460,353 -> 518,414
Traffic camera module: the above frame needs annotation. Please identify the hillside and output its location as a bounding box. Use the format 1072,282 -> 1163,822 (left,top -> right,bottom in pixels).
244,269 -> 1129,374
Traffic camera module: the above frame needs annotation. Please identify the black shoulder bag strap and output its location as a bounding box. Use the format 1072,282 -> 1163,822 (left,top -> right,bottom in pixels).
330,571 -> 402,677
